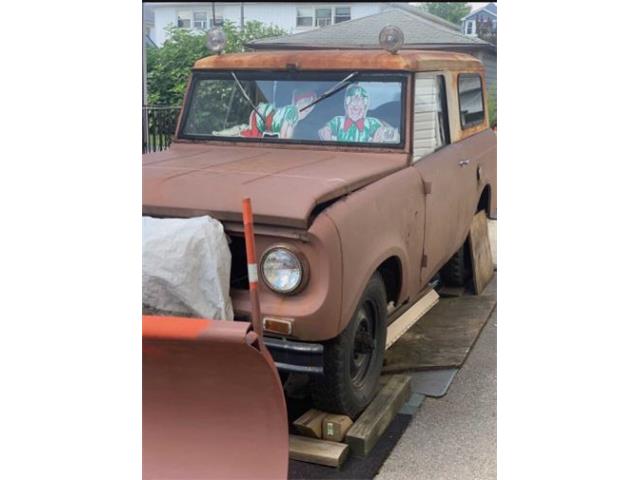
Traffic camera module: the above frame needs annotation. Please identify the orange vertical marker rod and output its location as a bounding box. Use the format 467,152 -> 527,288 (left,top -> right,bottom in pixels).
242,198 -> 263,338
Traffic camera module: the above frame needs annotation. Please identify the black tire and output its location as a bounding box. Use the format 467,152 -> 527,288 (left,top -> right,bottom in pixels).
311,272 -> 387,418
441,243 -> 468,287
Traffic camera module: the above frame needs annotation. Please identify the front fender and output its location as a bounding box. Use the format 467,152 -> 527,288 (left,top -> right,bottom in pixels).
230,212 -> 343,342
326,167 -> 425,336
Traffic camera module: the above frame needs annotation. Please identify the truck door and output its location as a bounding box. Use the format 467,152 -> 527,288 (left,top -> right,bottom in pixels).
455,73 -> 495,220
410,73 -> 478,285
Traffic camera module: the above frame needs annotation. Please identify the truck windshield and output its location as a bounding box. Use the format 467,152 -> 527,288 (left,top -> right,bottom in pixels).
180,71 -> 406,147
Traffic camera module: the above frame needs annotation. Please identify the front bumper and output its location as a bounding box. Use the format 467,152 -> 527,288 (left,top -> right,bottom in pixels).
263,336 -> 324,375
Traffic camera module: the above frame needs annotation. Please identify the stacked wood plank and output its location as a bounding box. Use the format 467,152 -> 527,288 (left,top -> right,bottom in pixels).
345,374 -> 411,457
289,374 -> 412,467
289,435 -> 349,468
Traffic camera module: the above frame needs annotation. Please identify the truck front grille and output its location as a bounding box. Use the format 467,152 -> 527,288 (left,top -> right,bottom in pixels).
229,234 -> 249,290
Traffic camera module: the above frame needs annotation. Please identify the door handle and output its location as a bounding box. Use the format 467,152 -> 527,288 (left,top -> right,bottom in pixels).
458,159 -> 470,167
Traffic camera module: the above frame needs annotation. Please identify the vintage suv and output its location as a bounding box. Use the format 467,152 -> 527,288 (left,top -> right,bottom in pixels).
142,43 -> 496,417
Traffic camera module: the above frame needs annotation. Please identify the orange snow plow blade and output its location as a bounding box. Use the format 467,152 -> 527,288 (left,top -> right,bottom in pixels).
142,315 -> 289,479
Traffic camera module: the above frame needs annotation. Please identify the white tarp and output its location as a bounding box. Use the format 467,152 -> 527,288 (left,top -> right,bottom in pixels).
142,216 -> 234,320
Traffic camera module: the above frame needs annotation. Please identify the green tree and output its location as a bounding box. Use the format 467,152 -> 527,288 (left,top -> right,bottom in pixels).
146,21 -> 286,106
418,2 -> 472,25
476,17 -> 496,45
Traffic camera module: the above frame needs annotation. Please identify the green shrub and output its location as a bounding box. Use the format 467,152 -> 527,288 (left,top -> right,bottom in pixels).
146,21 -> 286,106
487,86 -> 497,128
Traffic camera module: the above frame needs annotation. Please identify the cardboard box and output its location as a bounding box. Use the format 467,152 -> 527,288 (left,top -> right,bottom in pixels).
322,414 -> 353,442
293,409 -> 328,439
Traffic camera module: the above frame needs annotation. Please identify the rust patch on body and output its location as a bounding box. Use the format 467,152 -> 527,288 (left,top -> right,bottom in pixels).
194,49 -> 484,73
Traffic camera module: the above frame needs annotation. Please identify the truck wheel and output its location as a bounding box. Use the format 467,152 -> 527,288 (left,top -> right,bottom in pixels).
441,242 -> 469,287
311,272 -> 387,418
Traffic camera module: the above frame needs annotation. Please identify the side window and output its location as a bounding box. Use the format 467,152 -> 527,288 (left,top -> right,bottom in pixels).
413,74 -> 450,162
177,11 -> 191,29
296,8 -> 313,27
315,8 -> 332,27
458,74 -> 485,129
193,11 -> 207,30
335,7 -> 351,23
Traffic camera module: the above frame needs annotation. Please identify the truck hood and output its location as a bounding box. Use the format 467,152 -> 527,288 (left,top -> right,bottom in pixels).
143,142 -> 408,229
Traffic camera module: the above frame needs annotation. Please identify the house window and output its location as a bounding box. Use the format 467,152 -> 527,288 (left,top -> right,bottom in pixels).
335,7 -> 351,23
177,11 -> 191,28
194,11 -> 207,30
466,20 -> 474,34
315,8 -> 332,27
458,74 -> 485,129
209,16 -> 224,28
296,7 -> 313,27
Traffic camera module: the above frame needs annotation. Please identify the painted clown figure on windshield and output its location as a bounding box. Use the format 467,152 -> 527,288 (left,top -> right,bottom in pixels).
318,84 -> 400,143
240,90 -> 317,139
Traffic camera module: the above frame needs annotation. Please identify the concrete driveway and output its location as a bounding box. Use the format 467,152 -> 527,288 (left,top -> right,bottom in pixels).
376,221 -> 497,480
376,307 -> 496,479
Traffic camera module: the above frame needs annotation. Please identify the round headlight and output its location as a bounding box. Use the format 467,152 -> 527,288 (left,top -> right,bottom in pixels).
260,247 -> 305,294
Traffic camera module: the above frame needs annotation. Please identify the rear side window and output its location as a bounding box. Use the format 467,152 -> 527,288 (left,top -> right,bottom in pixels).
458,74 -> 485,129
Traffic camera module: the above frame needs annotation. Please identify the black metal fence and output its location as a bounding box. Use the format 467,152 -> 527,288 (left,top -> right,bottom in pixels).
142,106 -> 181,153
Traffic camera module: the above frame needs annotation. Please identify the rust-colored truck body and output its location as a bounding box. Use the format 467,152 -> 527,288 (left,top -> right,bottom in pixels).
142,50 -> 496,397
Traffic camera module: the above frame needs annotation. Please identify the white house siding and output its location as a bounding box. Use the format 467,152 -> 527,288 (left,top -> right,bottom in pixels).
432,48 -> 496,96
412,74 -> 438,162
472,49 -> 497,95
222,3 -> 381,33
146,3 -> 383,47
217,3 -> 302,32
150,6 -> 183,45
343,4 -> 382,25
482,52 -> 497,95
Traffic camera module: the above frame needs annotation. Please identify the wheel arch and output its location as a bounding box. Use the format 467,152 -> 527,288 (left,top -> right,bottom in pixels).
324,167 -> 426,338
477,183 -> 492,215
377,255 -> 403,308
336,247 -> 410,337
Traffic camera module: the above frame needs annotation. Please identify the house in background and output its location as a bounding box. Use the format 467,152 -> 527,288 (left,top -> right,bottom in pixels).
144,2 -> 386,47
144,6 -> 157,48
248,3 -> 497,93
461,3 -> 496,41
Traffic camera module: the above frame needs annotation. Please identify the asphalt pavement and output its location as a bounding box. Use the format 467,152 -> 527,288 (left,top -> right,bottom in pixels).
376,275 -> 497,480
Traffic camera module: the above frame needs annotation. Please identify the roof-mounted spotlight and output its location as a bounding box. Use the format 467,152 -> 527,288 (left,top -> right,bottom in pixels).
378,25 -> 404,54
207,26 -> 226,54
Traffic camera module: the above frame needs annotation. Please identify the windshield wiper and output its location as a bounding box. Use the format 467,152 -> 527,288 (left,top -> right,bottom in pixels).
299,72 -> 359,113
231,71 -> 267,126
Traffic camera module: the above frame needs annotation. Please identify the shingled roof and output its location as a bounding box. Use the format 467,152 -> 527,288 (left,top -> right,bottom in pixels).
386,3 -> 461,31
248,5 -> 493,51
